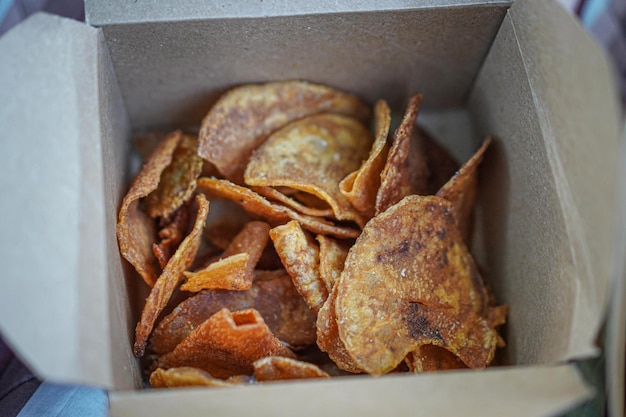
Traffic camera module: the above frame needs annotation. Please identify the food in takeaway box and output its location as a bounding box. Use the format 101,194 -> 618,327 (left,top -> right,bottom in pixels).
115,80 -> 507,388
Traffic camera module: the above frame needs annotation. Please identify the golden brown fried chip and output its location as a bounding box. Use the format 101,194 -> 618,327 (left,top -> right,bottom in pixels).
197,177 -> 360,239
150,270 -> 316,354
144,132 -> 203,218
244,113 -> 373,225
149,367 -> 243,388
339,100 -> 391,220
198,81 -> 371,183
252,186 -> 335,218
316,235 -> 350,292
437,137 -> 491,243
117,131 -> 183,287
182,221 -> 270,291
155,308 -> 296,379
152,201 -> 192,269
404,345 -> 467,373
253,357 -> 330,381
134,194 -> 210,357
315,285 -> 363,374
375,94 -> 429,215
270,220 -> 327,314
335,195 -> 504,375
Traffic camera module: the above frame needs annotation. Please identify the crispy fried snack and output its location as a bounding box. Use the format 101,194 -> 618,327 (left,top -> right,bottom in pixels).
198,81 -> 371,183
155,308 -> 296,379
253,357 -> 330,381
252,186 -> 335,218
150,270 -> 316,354
316,235 -> 350,292
152,201 -> 191,269
437,137 -> 491,243
144,132 -> 203,218
182,221 -> 270,291
244,113 -> 373,225
270,220 -> 327,314
339,100 -> 391,220
117,131 -> 182,287
134,194 -> 209,357
375,94 -> 429,215
197,177 -> 360,239
335,195 -> 505,375
149,367 -> 248,388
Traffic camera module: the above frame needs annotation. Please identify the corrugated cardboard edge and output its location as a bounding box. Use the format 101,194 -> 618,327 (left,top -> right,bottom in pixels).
109,364 -> 592,417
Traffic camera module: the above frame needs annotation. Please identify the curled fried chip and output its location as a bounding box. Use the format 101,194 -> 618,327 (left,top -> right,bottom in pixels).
134,194 -> 209,357
335,195 -> 503,375
150,270 -> 316,353
197,177 -> 360,239
152,201 -> 192,269
375,94 -> 429,215
149,367 -> 246,388
182,221 -> 270,291
339,100 -> 391,220
252,186 -> 335,218
270,220 -> 327,314
437,137 -> 491,243
315,285 -> 363,374
198,81 -> 371,183
253,357 -> 330,381
144,132 -> 204,218
117,131 -> 182,287
404,345 -> 467,373
316,235 -> 350,292
244,113 -> 373,225
155,308 -> 296,379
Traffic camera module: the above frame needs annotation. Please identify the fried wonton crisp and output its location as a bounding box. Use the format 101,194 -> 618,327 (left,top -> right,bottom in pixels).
149,367 -> 247,389
199,81 -> 371,183
244,113 -> 373,225
155,308 -> 296,379
253,357 -> 330,381
134,194 -> 209,357
335,195 -> 505,375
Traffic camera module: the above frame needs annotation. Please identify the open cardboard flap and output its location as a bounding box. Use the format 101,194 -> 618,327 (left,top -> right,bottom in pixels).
0,0 -> 622,415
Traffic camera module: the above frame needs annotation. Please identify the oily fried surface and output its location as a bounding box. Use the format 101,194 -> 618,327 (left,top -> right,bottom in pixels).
144,133 -> 203,218
252,186 -> 335,218
150,270 -> 316,354
335,195 -> 503,375
198,81 -> 371,183
270,220 -> 327,314
152,201 -> 192,269
155,308 -> 296,379
117,131 -> 182,287
316,235 -> 350,292
149,367 -> 244,388
253,357 -> 330,381
134,194 -> 209,357
244,113 -> 373,225
339,100 -> 391,220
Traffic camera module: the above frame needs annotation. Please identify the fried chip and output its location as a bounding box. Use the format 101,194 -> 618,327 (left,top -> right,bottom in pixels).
155,308 -> 296,379
315,285 -> 363,374
244,113 -> 373,225
339,100 -> 391,219
117,131 -> 182,287
316,235 -> 350,292
375,94 -> 429,215
149,367 -> 244,388
203,197 -> 251,250
252,186 -> 335,218
253,357 -> 330,381
335,195 -> 503,375
144,132 -> 203,218
152,201 -> 192,269
270,220 -> 327,314
197,177 -> 360,239
182,221 -> 270,291
134,194 -> 210,357
437,137 -> 491,243
404,345 -> 467,373
150,270 -> 316,354
198,81 -> 371,183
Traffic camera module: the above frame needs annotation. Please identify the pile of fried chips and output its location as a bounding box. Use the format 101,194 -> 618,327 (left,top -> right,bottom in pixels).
116,80 -> 507,388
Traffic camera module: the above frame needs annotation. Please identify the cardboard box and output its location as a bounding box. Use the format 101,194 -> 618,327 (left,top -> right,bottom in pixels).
0,0 -> 623,416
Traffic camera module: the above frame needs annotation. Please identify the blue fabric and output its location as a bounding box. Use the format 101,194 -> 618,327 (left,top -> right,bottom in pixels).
17,383 -> 108,417
0,0 -> 13,24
